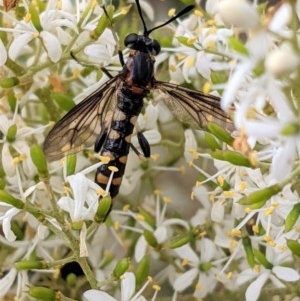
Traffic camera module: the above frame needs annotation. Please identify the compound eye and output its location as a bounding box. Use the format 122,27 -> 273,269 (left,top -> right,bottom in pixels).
124,33 -> 138,49
151,39 -> 161,55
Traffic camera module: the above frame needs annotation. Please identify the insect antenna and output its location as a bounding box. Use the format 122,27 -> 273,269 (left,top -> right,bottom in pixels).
135,0 -> 149,36
146,4 -> 195,36
135,0 -> 194,37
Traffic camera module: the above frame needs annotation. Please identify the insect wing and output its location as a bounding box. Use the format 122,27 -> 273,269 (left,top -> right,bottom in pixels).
153,81 -> 229,128
43,76 -> 119,161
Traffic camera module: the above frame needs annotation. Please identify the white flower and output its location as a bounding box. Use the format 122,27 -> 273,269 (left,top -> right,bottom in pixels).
237,251 -> 300,301
83,272 -> 149,301
3,0 -> 77,63
172,239 -> 224,298
57,173 -> 99,222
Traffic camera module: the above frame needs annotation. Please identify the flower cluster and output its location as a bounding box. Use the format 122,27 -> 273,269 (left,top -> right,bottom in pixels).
1,0 -> 300,301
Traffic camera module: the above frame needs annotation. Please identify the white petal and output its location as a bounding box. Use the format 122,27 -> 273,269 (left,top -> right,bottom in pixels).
270,139 -> 295,181
211,200 -> 225,223
40,31 -> 62,63
244,119 -> 281,138
68,173 -> 89,219
80,223 -> 89,257
273,266 -> 300,282
57,197 -> 75,214
121,272 -> 135,301
0,269 -> 17,297
154,226 -> 168,244
221,61 -> 252,111
9,33 -> 34,60
0,38 -> 7,66
83,290 -> 117,301
236,269 -> 257,285
143,130 -> 161,144
199,238 -> 217,262
2,208 -> 20,241
2,143 -> 15,177
134,235 -> 147,262
245,272 -> 270,301
174,245 -> 199,264
173,268 -> 198,292
268,3 -> 292,32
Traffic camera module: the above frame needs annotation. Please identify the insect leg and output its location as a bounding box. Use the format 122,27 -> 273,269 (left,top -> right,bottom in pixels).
137,132 -> 151,158
129,134 -> 151,158
118,50 -> 125,66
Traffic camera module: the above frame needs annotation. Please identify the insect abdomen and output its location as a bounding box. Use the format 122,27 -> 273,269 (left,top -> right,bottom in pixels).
95,92 -> 145,197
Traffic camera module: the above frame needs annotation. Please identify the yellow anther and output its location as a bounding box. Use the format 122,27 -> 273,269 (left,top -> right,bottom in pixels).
179,165 -> 186,174
191,191 -> 195,201
223,190 -> 235,198
154,190 -> 161,196
122,204 -> 130,212
152,284 -> 161,291
245,207 -> 252,214
99,156 -> 111,164
187,37 -> 197,45
168,8 -> 176,17
147,276 -> 153,282
114,221 -> 120,231
254,264 -> 261,273
108,166 -> 119,172
229,239 -> 238,250
176,54 -> 185,61
163,196 -> 171,204
63,185 -> 70,194
228,228 -> 241,237
169,65 -> 177,72
217,175 -> 224,187
195,282 -> 201,291
97,188 -> 107,197
265,238 -> 276,247
264,207 -> 274,216
239,181 -> 247,191
194,9 -> 203,17
151,153 -> 160,161
226,271 -> 233,279
207,19 -> 216,26
24,13 -> 31,23
252,225 -> 259,233
185,56 -> 195,68
202,82 -> 211,94
181,258 -> 189,266
209,193 -> 215,202
136,214 -> 145,221
72,69 -> 81,78
56,0 -> 62,9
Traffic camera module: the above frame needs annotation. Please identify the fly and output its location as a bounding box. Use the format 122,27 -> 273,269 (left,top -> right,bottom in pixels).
43,1 -> 228,217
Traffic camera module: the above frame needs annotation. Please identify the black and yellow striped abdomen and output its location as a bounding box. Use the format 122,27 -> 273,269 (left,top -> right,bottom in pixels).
95,83 -> 147,198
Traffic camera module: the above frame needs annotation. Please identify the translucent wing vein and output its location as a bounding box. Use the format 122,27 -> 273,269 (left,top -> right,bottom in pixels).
43,76 -> 119,161
154,80 -> 229,128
